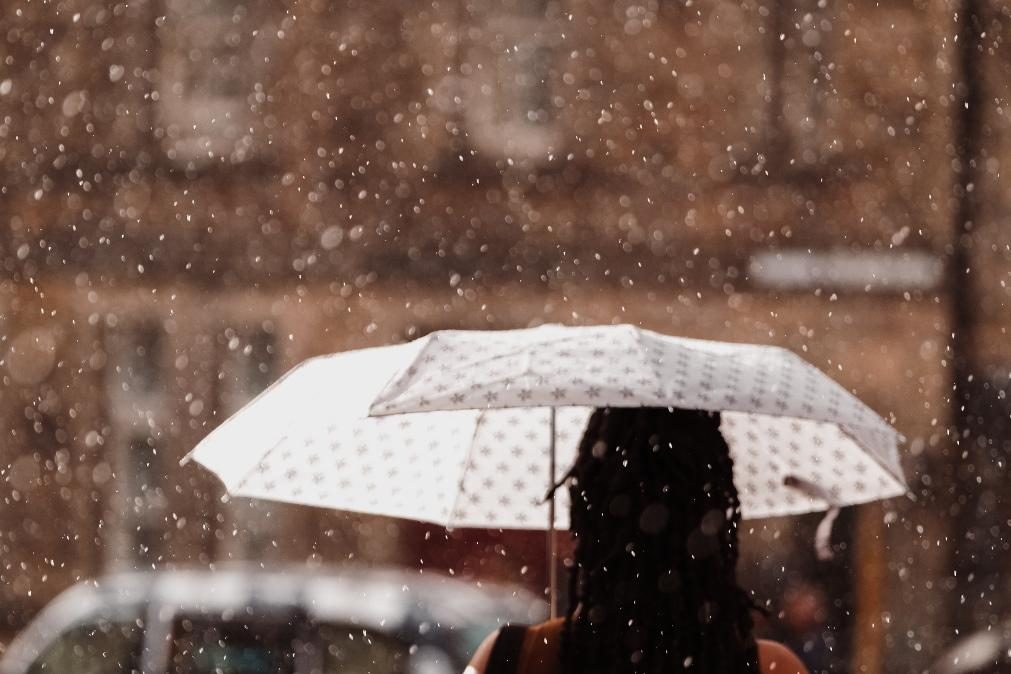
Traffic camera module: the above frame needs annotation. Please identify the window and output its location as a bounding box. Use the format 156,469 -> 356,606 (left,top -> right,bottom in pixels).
773,0 -> 837,170
156,0 -> 271,165
5,411 -> 74,563
104,322 -> 168,568
128,434 -> 166,564
462,0 -> 561,163
120,322 -> 162,396
218,328 -> 277,416
216,327 -> 279,560
490,41 -> 553,128
27,620 -> 143,674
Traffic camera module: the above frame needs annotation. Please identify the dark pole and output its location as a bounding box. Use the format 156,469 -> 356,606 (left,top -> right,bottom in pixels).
948,0 -> 984,636
767,0 -> 789,174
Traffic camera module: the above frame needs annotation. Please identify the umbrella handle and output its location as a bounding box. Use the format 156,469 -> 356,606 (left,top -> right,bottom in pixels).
784,475 -> 841,561
548,407 -> 558,620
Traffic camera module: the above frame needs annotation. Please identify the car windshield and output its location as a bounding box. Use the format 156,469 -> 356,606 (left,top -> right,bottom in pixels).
167,616 -> 408,674
170,616 -> 296,674
317,625 -> 407,674
25,619 -> 143,674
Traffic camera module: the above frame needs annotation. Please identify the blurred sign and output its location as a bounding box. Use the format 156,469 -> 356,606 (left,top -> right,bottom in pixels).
748,249 -> 943,292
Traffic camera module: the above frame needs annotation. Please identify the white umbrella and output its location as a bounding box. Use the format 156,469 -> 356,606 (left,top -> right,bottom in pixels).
185,324 -> 908,614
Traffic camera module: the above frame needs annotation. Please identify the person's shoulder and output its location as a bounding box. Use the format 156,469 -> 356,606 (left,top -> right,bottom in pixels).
465,621 -> 557,674
465,630 -> 500,674
531,617 -> 565,637
757,640 -> 810,674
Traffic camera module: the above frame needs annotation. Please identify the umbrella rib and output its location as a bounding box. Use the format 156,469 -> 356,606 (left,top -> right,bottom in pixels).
232,432 -> 290,493
630,326 -> 667,406
368,336 -> 438,416
444,410 -> 489,528
834,421 -> 908,488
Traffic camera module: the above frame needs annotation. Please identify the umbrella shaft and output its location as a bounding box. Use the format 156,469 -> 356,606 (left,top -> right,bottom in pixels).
548,407 -> 558,620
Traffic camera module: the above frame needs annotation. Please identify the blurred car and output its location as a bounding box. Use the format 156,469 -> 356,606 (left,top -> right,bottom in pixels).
932,623 -> 1011,674
0,566 -> 546,674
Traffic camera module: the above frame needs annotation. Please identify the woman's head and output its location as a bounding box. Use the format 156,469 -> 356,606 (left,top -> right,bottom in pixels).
561,406 -> 758,674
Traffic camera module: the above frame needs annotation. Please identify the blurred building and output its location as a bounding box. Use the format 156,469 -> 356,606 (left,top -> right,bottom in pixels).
1,0 -> 1010,673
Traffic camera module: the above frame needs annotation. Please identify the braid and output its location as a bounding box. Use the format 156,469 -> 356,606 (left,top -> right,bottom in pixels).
560,407 -> 759,674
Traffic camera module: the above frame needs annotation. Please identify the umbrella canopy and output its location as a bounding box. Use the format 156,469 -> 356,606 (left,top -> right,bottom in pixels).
186,324 -> 907,530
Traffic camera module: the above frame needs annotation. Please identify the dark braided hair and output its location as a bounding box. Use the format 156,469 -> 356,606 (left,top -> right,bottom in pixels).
560,407 -> 759,674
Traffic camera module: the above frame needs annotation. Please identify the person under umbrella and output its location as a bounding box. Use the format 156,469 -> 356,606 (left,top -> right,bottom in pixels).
185,323 -> 907,620
466,406 -> 809,674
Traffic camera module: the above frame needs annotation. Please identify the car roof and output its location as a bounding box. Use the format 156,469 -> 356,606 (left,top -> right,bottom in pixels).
57,565 -> 538,626
933,623 -> 1011,674
1,565 -> 545,674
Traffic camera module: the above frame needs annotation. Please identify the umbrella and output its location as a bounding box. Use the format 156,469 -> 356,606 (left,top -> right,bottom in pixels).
185,324 -> 908,614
